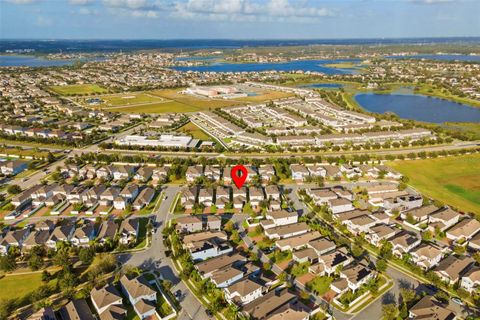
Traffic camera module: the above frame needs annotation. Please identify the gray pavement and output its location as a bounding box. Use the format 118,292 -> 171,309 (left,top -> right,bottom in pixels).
117,185 -> 211,320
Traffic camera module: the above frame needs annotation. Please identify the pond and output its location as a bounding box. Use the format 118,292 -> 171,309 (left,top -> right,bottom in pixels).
172,59 -> 361,75
0,55 -> 106,67
299,83 -> 344,89
354,93 -> 480,123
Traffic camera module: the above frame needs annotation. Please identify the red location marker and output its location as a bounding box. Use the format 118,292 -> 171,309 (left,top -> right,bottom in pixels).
231,165 -> 248,189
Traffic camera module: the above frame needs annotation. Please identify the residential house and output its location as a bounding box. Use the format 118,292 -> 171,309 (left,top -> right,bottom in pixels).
259,164 -> 276,182
90,283 -> 125,318
0,229 -> 30,255
446,218 -> 480,242
186,165 -> 203,182
176,216 -> 203,233
341,263 -> 375,292
120,275 -> 157,320
410,243 -> 444,271
265,185 -> 281,201
461,266 -> 480,293
204,165 -> 221,181
290,164 -> 310,181
112,165 -> 136,181
401,205 -> 439,223
22,230 -> 50,252
434,255 -> 474,285
71,224 -> 96,247
276,231 -> 321,252
264,222 -> 309,240
198,188 -> 214,207
409,296 -> 456,320
188,238 -> 233,261
97,220 -> 118,245
390,231 -> 421,258
118,218 -> 140,245
59,299 -> 94,320
429,207 -> 461,232
224,278 -> 264,306
134,167 -> 153,182
132,187 -> 155,210
366,224 -> 396,246
242,288 -> 297,320
328,198 -> 354,214
46,224 -> 75,249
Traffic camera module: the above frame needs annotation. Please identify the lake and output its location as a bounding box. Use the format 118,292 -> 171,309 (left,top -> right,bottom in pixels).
300,83 -> 344,89
172,59 -> 361,75
355,93 -> 480,123
388,54 -> 480,62
0,55 -> 105,67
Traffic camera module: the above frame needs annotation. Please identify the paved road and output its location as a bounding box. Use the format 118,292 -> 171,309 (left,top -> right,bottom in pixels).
117,185 -> 211,320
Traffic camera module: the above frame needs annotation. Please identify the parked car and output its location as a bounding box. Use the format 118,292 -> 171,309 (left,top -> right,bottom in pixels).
452,297 -> 464,305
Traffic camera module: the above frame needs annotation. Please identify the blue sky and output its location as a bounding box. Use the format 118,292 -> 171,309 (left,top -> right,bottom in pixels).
1,0 -> 479,39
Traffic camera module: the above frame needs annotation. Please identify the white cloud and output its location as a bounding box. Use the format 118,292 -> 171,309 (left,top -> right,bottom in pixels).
173,0 -> 334,22
35,15 -> 53,26
409,0 -> 455,4
69,0 -> 96,5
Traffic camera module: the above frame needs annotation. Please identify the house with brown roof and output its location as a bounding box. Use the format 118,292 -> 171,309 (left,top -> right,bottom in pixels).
264,222 -> 309,240
262,210 -> 298,230
340,263 -> 375,292
224,278 -> 265,306
59,299 -> 95,320
27,307 -> 56,320
446,218 -> 480,242
259,164 -> 276,182
409,296 -> 456,320
90,283 -> 124,316
134,167 -> 153,182
132,187 -> 155,210
310,247 -> 352,276
176,216 -> 203,233
434,255 -> 474,285
307,237 -> 336,256
71,223 -> 96,247
188,238 -> 233,261
0,228 -> 31,255
97,220 -> 118,245
411,243 -> 444,270
22,230 -> 50,252
328,197 -> 354,214
118,218 -> 139,245
120,275 -> 157,320
46,224 -> 75,249
366,224 -> 396,246
401,204 -> 439,223
290,164 -> 310,181
265,184 -> 281,201
461,266 -> 480,293
429,207 -> 461,232
186,165 -> 203,182
242,288 -> 297,320
195,253 -> 247,278
275,231 -> 321,252
390,231 -> 421,258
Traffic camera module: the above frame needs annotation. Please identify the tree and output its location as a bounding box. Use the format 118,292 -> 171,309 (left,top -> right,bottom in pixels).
0,254 -> 16,272
400,287 -> 417,306
376,259 -> 387,273
79,247 -> 95,265
379,240 -> 393,260
382,303 -> 398,320
28,252 -> 44,271
7,184 -> 22,195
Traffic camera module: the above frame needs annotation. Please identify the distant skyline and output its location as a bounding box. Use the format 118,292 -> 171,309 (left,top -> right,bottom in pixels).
1,0 -> 479,40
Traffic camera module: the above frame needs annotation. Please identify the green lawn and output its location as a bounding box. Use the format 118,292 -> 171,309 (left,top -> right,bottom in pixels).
50,84 -> 108,95
0,272 -> 47,300
177,122 -> 212,140
307,276 -> 333,296
388,154 -> 480,214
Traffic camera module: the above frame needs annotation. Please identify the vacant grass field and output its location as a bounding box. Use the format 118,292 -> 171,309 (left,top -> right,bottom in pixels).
388,154 -> 480,214
86,88 -> 293,113
0,272 -> 47,300
177,121 -> 211,140
50,84 -> 108,95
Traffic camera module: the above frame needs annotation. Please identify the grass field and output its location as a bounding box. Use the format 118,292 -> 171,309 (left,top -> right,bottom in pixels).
82,88 -> 293,113
0,272 -> 48,300
177,121 -> 211,140
388,154 -> 480,214
50,84 -> 108,95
